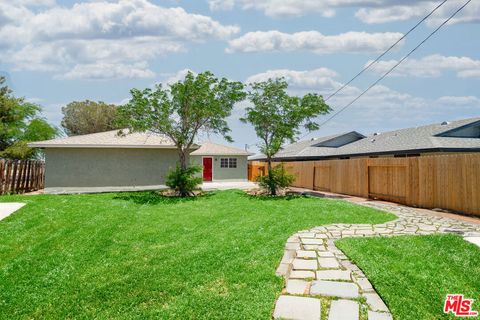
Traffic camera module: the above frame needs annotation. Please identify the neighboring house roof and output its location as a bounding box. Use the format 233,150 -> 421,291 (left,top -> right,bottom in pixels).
190,141 -> 253,156
28,129 -> 190,149
264,117 -> 480,161
248,153 -> 267,161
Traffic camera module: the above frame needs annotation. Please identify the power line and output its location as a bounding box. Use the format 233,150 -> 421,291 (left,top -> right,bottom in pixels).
324,0 -> 449,103
305,0 -> 471,138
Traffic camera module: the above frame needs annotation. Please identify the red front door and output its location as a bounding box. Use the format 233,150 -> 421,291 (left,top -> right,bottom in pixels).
203,157 -> 213,182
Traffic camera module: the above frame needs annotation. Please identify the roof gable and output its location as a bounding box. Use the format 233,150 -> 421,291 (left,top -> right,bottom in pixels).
190,141 -> 252,156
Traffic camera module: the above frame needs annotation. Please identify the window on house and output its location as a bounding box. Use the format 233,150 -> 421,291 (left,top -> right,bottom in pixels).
229,158 -> 237,168
220,158 -> 237,168
220,158 -> 229,168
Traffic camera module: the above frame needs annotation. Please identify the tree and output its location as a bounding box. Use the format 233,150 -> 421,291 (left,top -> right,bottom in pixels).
241,78 -> 331,195
0,77 -> 58,159
119,71 -> 246,196
61,100 -> 120,136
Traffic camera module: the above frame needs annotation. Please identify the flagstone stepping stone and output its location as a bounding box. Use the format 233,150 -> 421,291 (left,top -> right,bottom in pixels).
293,259 -> 318,270
328,299 -> 359,320
316,270 -> 351,281
318,257 -> 340,269
364,293 -> 389,312
302,238 -> 324,245
368,311 -> 393,320
286,279 -> 310,295
296,250 -> 317,258
273,295 -> 321,320
290,270 -> 316,279
310,280 -> 359,298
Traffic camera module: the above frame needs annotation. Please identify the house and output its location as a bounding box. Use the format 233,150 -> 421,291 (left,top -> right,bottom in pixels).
251,117 -> 480,161
28,130 -> 252,194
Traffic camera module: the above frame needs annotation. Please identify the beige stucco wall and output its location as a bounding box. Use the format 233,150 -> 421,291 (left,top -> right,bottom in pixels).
45,148 -> 179,188
190,155 -> 248,181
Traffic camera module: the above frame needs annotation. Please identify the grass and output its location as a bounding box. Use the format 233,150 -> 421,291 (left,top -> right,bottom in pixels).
336,234 -> 480,320
0,190 -> 394,319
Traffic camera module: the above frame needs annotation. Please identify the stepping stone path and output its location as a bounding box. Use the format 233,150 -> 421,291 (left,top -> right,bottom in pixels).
274,201 -> 480,320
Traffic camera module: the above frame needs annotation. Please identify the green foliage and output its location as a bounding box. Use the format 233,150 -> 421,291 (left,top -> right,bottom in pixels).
119,71 -> 246,176
337,234 -> 480,319
257,164 -> 295,194
0,77 -> 58,159
61,100 -> 120,136
166,164 -> 203,197
0,191 -> 394,319
241,77 -> 330,195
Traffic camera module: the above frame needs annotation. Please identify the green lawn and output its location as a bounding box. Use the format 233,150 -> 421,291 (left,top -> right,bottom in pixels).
336,234 -> 480,320
0,190 -> 394,319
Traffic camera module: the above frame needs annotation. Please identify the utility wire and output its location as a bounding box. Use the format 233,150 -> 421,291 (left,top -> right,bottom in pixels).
303,0 -> 471,139
323,0 -> 449,102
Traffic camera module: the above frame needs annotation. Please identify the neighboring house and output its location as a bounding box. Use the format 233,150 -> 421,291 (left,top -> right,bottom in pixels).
28,130 -> 252,193
190,142 -> 252,182
250,117 -> 480,161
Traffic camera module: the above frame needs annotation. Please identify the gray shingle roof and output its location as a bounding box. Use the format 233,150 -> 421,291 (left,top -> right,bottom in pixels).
28,129 -> 194,149
271,117 -> 480,160
190,141 -> 252,156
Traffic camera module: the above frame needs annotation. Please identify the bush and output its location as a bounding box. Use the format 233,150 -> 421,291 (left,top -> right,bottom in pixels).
166,165 -> 203,197
256,164 -> 294,195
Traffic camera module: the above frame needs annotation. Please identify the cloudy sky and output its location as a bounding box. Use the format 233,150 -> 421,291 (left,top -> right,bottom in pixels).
1,0 -> 479,152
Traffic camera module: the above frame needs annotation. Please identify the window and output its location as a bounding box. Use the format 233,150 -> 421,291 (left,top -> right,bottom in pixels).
220,158 -> 229,168
220,158 -> 237,168
228,158 -> 237,168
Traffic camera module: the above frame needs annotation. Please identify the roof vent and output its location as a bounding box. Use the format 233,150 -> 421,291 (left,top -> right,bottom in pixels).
441,121 -> 450,125
373,132 -> 380,136
370,139 -> 376,143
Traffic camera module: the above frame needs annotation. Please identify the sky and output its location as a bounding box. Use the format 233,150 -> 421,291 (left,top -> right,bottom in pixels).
0,0 -> 479,153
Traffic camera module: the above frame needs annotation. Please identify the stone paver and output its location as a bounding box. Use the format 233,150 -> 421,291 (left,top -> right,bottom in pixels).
273,295 -> 321,320
274,198 -> 480,319
293,259 -> 318,270
286,279 -> 310,295
328,300 -> 359,320
316,270 -> 352,281
310,280 -> 359,298
368,311 -> 393,320
290,270 -> 316,279
318,257 -> 340,269
0,203 -> 25,221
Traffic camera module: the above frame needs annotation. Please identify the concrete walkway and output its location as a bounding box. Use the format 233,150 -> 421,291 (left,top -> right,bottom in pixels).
0,203 -> 26,221
201,181 -> 257,191
274,198 -> 480,320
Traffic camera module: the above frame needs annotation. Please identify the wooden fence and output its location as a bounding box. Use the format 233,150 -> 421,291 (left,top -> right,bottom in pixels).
0,159 -> 45,195
249,153 -> 480,216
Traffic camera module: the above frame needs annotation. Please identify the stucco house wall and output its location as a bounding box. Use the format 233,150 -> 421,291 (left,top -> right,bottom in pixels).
45,148 -> 179,188
190,155 -> 248,181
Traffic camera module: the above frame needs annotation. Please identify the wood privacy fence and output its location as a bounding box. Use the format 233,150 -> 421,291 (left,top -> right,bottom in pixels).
0,159 -> 45,195
248,153 -> 480,216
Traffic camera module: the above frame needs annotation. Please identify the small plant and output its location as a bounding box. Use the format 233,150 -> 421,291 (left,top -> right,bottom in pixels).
256,164 -> 294,195
166,164 -> 203,197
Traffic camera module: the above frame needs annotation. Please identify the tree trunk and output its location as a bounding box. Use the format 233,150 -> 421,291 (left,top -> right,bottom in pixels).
179,150 -> 187,170
267,157 -> 276,196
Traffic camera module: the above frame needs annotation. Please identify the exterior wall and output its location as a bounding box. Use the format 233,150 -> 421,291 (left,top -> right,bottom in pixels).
190,155 -> 248,181
45,148 -> 179,188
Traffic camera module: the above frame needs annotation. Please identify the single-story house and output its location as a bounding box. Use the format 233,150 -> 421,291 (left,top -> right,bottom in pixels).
250,117 -> 480,161
29,130 -> 252,194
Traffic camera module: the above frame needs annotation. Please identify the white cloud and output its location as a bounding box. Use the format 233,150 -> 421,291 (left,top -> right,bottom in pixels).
208,0 -> 479,26
356,0 -> 480,25
208,0 -> 235,11
0,0 -> 239,79
243,67 -> 480,133
227,30 -> 404,54
367,54 -> 480,78
60,62 -> 156,80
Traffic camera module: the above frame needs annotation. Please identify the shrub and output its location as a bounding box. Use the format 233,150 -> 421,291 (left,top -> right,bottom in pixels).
166,165 -> 203,197
256,164 -> 294,195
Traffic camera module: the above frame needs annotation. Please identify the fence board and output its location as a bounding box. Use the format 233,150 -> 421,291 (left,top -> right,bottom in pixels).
0,159 -> 45,195
250,153 -> 480,216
